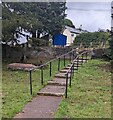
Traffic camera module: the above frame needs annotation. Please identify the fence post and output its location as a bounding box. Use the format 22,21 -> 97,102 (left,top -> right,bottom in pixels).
65,73 -> 68,98
29,70 -> 32,95
58,58 -> 60,71
69,67 -> 72,87
70,53 -> 71,61
86,52 -> 88,62
72,63 -> 74,77
64,55 -> 65,67
82,53 -> 84,63
50,62 -> 52,76
73,51 -> 74,60
41,67 -> 43,85
77,57 -> 79,70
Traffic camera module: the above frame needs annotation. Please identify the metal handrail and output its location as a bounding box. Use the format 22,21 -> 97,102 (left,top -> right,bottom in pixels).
65,50 -> 88,75
29,49 -> 76,95
29,49 -> 91,96
65,50 -> 90,98
29,49 -> 75,71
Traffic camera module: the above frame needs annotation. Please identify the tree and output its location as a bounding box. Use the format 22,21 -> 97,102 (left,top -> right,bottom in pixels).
2,2 -> 67,61
2,2 -> 66,42
109,33 -> 113,59
64,18 -> 75,28
73,31 -> 110,47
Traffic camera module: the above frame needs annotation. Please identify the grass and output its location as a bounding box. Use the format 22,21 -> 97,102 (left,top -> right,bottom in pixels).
55,59 -> 111,118
2,59 -> 70,118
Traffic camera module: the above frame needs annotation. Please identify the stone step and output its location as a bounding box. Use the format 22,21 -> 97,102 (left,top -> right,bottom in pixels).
60,69 -> 70,73
74,59 -> 86,62
67,64 -> 81,67
37,85 -> 66,97
72,62 -> 82,65
64,66 -> 78,70
73,62 -> 83,64
54,73 -> 69,78
48,78 -> 69,86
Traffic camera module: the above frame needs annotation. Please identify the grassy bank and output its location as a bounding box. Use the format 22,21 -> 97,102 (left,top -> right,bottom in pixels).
2,59 -> 70,118
55,59 -> 111,118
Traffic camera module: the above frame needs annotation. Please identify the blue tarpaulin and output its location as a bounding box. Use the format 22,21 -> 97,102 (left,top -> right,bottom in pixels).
53,33 -> 67,46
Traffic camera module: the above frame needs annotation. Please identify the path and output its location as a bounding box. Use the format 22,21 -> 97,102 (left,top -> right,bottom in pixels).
14,59 -> 87,119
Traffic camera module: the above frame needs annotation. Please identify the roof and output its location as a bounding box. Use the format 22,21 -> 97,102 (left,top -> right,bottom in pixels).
65,26 -> 81,34
65,26 -> 88,34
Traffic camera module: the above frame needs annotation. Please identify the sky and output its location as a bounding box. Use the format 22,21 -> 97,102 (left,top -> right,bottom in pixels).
66,2 -> 111,32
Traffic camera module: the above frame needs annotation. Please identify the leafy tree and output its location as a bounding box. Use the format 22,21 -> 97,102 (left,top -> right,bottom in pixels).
73,31 -> 110,47
64,18 -> 75,28
2,2 -> 66,61
109,33 -> 113,59
2,2 -> 66,42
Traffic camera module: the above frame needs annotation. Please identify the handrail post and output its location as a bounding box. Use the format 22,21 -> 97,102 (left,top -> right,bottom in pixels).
64,55 -> 65,67
69,67 -> 72,87
41,67 -> 43,85
29,70 -> 32,95
65,73 -> 68,98
86,52 -> 88,62
50,62 -> 52,76
82,53 -> 84,63
72,63 -> 74,77
70,53 -> 71,61
73,51 -> 74,60
77,56 -> 79,70
58,58 -> 60,71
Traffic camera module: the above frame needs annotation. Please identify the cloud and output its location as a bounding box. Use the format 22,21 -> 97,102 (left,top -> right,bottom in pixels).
66,2 -> 111,32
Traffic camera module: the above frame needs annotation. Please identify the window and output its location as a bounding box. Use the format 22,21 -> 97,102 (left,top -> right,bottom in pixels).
71,34 -> 74,37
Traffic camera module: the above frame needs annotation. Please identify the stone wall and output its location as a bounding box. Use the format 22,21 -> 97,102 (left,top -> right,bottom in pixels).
2,45 -> 74,65
91,48 -> 107,59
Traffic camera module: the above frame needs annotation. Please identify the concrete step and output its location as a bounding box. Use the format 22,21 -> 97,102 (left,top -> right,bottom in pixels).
60,69 -> 70,73
67,64 -> 81,67
64,66 -> 78,70
48,78 -> 69,86
54,73 -> 69,78
37,85 -> 66,97
74,59 -> 86,62
72,62 -> 82,65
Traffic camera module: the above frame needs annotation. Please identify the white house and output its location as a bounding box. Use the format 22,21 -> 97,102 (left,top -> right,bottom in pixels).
111,1 -> 113,32
63,26 -> 88,46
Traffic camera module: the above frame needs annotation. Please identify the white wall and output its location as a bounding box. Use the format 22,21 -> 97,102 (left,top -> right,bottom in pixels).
63,29 -> 76,46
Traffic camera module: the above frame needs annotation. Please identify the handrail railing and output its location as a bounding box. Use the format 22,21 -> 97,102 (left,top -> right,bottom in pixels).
29,49 -> 76,95
29,49 -> 75,71
29,49 -> 91,96
65,50 -> 90,98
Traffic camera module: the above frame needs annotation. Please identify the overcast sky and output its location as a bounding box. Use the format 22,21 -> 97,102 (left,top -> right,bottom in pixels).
66,2 -> 111,32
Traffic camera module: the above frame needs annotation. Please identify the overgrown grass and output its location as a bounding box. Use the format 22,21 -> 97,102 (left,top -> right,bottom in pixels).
2,59 -> 70,118
55,59 -> 111,118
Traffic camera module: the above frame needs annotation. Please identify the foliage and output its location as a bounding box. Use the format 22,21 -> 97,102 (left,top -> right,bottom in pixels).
31,38 -> 48,48
2,2 -> 66,44
109,33 -> 113,60
64,18 -> 75,28
73,31 -> 110,47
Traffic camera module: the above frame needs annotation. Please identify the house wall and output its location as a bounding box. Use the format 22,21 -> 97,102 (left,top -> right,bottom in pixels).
71,33 -> 76,42
63,29 -> 76,46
